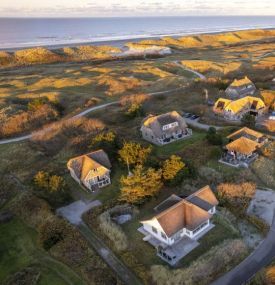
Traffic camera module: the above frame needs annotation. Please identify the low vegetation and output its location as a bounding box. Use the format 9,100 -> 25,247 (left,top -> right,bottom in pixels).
151,239 -> 248,285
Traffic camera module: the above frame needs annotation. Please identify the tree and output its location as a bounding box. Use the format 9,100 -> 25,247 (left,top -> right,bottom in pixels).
162,155 -> 186,185
241,113 -> 256,128
34,171 -> 66,192
120,165 -> 163,204
118,141 -> 152,167
34,171 -> 50,189
206,127 -> 223,145
90,131 -> 118,155
49,175 -> 66,192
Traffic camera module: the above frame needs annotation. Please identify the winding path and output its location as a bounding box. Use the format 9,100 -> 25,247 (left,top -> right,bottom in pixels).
0,63 -> 198,146
212,210 -> 275,285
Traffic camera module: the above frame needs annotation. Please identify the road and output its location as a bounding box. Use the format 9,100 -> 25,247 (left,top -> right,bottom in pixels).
184,118 -> 223,131
212,210 -> 275,285
0,63 -> 198,146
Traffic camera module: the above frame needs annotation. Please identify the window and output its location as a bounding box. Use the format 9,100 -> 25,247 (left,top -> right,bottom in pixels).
152,226 -> 158,234
161,232 -> 167,240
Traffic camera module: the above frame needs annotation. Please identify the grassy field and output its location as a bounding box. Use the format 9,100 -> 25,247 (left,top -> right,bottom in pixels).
0,218 -> 85,285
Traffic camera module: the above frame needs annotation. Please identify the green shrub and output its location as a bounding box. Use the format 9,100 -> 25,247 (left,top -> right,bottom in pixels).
206,127 -> 223,145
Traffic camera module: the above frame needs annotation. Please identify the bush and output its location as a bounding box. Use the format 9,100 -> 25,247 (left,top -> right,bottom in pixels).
241,113 -> 256,127
246,215 -> 270,235
217,182 -> 256,213
206,127 -> 223,145
151,239 -> 248,285
266,266 -> 275,285
38,217 -> 69,250
162,155 -> 186,186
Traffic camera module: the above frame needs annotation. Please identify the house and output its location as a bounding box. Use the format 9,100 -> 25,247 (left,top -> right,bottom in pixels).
139,186 -> 218,265
213,96 -> 267,121
220,127 -> 269,167
140,111 -> 192,145
226,127 -> 268,146
67,150 -> 111,191
225,76 -> 256,98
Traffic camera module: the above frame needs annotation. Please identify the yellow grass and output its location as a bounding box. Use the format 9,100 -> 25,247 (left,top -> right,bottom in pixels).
28,76 -> 94,91
133,66 -> 173,78
17,92 -> 60,102
181,60 -> 242,74
97,75 -> 144,96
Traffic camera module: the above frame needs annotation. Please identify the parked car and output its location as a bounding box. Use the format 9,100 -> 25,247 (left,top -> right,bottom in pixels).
191,115 -> 200,120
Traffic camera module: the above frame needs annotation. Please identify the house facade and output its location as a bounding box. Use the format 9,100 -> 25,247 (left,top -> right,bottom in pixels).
225,76 -> 256,99
213,96 -> 267,121
139,186 -> 218,264
141,111 -> 192,146
67,149 -> 111,191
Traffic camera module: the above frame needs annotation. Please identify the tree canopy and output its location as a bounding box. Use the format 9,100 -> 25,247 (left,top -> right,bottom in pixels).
118,141 -> 152,166
120,165 -> 163,204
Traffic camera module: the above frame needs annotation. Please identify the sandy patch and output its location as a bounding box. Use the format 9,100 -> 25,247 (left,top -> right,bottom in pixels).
247,189 -> 275,226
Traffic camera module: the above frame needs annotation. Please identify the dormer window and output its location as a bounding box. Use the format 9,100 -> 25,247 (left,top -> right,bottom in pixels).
162,122 -> 178,130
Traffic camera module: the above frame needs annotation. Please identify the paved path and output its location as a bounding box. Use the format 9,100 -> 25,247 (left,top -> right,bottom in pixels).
212,210 -> 275,285
0,81 -> 187,145
174,61 -> 206,80
185,118 -> 223,131
79,223 -> 142,285
57,200 -> 142,285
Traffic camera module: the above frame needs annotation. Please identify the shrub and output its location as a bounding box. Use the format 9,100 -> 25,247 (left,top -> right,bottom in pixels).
34,171 -> 66,193
206,127 -> 223,145
162,155 -> 186,185
217,182 -> 256,213
246,215 -> 270,235
198,166 -> 222,185
38,217 -> 69,250
241,113 -> 256,127
266,266 -> 275,285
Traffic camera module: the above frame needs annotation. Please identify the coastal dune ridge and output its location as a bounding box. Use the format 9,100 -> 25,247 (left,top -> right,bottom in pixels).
0,28 -> 275,68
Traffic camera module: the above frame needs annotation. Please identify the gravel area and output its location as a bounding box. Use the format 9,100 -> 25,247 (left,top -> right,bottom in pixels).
247,189 -> 275,226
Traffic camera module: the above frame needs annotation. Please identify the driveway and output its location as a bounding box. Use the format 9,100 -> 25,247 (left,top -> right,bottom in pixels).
212,195 -> 275,285
57,200 -> 143,285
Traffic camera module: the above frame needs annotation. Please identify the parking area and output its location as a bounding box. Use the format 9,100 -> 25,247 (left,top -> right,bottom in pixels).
182,111 -> 200,121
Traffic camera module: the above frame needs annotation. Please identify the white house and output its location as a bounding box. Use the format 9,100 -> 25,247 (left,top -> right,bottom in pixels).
67,149 -> 111,191
139,186 -> 218,264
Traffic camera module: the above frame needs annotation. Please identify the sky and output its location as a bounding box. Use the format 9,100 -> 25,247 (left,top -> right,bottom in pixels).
0,0 -> 274,17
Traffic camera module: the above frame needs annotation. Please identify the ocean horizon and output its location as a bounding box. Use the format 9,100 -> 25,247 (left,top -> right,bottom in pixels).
0,16 -> 275,50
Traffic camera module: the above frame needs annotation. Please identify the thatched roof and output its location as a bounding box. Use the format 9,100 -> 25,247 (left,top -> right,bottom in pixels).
226,137 -> 259,155
142,111 -> 188,137
227,127 -> 264,140
230,76 -> 253,87
67,150 -> 111,180
142,186 -> 218,237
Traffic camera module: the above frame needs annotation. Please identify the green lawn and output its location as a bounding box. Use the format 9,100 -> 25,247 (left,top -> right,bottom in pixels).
0,218 -> 85,285
154,131 -> 206,157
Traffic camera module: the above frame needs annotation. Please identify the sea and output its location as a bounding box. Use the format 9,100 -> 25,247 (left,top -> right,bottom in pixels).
0,16 -> 275,50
